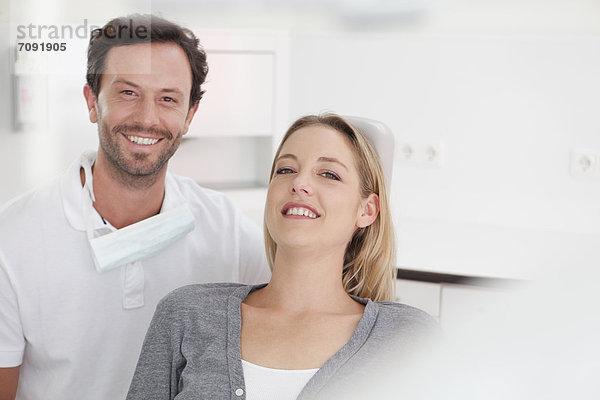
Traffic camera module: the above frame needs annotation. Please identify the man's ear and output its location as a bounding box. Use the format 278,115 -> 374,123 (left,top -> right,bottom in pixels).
83,84 -> 98,123
182,102 -> 199,135
356,193 -> 380,228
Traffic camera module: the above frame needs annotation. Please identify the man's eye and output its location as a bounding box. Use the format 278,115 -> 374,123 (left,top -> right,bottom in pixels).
320,171 -> 340,181
121,90 -> 135,96
162,96 -> 176,103
276,167 -> 295,175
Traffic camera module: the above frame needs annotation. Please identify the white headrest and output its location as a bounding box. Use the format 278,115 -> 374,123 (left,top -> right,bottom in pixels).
344,116 -> 395,187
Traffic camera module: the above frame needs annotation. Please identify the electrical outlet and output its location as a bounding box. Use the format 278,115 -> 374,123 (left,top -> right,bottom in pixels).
423,142 -> 444,168
398,142 -> 415,162
396,140 -> 444,168
570,149 -> 600,179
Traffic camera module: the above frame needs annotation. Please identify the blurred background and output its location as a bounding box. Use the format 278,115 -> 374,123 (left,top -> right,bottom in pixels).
2,1 -> 600,396
1,0 -> 599,328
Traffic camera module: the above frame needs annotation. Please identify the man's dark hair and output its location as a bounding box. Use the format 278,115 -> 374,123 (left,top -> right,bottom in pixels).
86,14 -> 208,109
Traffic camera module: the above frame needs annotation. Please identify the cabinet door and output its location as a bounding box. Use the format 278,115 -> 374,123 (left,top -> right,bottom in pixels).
439,284 -> 512,332
188,52 -> 275,137
395,279 -> 441,318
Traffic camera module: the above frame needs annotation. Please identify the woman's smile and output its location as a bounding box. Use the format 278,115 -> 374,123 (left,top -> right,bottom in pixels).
281,202 -> 320,219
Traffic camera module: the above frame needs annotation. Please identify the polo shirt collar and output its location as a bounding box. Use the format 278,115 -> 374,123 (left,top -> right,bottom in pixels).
60,150 -> 186,232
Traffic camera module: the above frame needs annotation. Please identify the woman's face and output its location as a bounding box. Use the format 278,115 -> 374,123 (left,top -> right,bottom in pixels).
265,125 -> 377,256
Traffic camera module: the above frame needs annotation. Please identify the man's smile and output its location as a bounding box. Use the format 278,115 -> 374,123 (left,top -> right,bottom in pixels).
124,134 -> 162,146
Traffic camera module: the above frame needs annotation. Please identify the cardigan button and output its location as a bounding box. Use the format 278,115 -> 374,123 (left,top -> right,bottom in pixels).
235,388 -> 244,396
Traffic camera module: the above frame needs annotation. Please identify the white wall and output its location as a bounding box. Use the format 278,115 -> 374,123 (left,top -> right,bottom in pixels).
288,32 -> 600,278
1,0 -> 599,279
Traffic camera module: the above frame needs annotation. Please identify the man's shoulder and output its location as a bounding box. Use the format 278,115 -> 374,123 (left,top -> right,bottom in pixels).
0,153 -> 81,231
0,180 -> 62,230
167,173 -> 237,212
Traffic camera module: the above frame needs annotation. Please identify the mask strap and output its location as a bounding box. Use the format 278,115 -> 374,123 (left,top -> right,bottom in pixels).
83,164 -> 96,202
82,177 -> 96,239
80,161 -> 108,244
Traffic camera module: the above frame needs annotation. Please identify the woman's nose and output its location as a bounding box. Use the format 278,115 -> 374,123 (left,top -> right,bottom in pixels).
291,174 -> 313,195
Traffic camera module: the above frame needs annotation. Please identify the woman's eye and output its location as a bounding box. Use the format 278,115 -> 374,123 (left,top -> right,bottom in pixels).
276,167 -> 295,175
320,171 -> 340,181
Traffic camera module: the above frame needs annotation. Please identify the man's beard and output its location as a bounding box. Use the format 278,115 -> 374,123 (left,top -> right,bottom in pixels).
98,121 -> 182,188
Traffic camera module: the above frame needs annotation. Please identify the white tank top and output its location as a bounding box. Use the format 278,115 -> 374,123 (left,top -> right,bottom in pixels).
241,360 -> 319,400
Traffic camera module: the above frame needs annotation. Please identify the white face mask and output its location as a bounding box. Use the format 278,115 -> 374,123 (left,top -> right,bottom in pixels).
87,204 -> 195,273
79,156 -> 195,273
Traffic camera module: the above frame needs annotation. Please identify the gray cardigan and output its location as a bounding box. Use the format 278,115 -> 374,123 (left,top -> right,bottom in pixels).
126,283 -> 436,400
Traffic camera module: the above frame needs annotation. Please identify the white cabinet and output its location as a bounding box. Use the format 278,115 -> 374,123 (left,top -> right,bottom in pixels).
395,275 -> 520,329
189,52 -> 275,137
439,283 -> 514,333
168,30 -> 289,189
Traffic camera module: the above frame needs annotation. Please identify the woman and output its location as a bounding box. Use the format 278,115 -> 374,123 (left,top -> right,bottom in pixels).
127,114 -> 436,400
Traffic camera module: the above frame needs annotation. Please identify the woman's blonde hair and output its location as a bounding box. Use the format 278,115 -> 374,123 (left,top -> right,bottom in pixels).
264,114 -> 396,302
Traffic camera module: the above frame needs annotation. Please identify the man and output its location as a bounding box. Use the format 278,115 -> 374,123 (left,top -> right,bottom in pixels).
0,15 -> 270,399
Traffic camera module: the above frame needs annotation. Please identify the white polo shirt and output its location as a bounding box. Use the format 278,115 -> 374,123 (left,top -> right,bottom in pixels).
0,151 -> 270,400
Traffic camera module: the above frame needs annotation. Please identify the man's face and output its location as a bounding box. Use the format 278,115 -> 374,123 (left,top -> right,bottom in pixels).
84,42 -> 197,178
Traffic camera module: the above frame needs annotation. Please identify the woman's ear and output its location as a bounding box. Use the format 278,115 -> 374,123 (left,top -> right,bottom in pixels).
356,193 -> 379,228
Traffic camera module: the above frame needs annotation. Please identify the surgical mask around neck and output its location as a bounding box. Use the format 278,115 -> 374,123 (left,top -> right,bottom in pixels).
87,204 -> 195,273
79,154 -> 195,272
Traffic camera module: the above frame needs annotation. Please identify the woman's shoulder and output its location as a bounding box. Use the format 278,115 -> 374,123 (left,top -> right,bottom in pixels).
157,282 -> 250,312
374,301 -> 439,333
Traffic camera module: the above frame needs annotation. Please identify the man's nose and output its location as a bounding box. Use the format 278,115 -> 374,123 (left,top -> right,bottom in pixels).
135,97 -> 160,127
